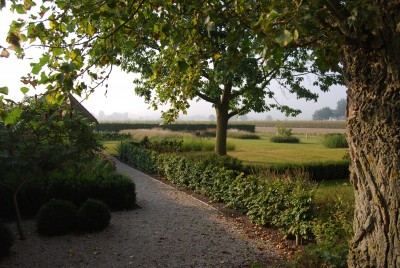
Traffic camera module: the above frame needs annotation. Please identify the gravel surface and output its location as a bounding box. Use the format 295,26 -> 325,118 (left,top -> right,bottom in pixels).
1,158 -> 284,268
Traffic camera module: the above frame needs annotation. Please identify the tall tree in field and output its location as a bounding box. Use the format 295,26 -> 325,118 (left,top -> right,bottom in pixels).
1,0 -> 340,155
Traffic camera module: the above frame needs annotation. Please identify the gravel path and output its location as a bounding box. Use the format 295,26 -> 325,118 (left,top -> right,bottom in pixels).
1,158 -> 284,267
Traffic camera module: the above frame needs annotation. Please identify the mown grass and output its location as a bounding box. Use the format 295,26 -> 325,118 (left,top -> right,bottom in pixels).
102,141 -> 120,156
228,132 -> 348,165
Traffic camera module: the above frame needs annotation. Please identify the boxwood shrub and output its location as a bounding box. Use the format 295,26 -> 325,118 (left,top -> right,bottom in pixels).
36,199 -> 77,236
77,199 -> 111,232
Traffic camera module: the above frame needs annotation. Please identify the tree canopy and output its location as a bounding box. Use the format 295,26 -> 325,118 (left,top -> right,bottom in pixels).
0,0 -> 343,155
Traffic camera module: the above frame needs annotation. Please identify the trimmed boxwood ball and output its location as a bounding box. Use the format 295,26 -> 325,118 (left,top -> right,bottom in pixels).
36,199 -> 77,236
0,221 -> 14,257
78,199 -> 111,232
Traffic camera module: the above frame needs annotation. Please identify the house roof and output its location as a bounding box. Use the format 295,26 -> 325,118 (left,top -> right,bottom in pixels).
69,95 -> 99,124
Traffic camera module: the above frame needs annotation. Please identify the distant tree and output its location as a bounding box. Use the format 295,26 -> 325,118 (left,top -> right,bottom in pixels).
265,115 -> 273,121
312,107 -> 334,120
208,114 -> 216,122
334,98 -> 347,120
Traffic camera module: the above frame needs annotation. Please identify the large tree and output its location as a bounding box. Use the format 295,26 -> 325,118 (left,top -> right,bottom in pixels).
241,1 -> 399,266
0,0 -> 340,155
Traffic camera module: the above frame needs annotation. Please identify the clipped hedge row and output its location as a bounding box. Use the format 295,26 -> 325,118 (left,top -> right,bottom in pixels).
47,172 -> 136,210
157,154 -> 315,241
0,172 -> 136,219
96,122 -> 256,133
266,161 -> 350,181
119,142 -> 158,173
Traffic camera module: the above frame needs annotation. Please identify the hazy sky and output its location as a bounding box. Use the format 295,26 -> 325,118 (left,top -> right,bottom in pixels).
0,9 -> 347,121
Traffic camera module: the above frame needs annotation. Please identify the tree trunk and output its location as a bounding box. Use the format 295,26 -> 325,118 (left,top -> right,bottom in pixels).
215,105 -> 229,156
342,30 -> 400,267
13,191 -> 26,240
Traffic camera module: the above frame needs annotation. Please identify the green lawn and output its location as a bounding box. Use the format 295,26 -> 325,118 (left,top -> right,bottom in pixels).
227,132 -> 348,165
102,141 -> 121,156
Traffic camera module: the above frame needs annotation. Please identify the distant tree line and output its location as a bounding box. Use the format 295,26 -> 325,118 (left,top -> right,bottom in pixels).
312,99 -> 346,120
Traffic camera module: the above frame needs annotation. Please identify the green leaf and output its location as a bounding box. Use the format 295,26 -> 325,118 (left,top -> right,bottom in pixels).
4,106 -> 22,125
0,86 -> 9,95
275,30 -> 293,46
31,63 -> 42,75
53,48 -> 64,56
20,87 -> 30,94
177,60 -> 189,72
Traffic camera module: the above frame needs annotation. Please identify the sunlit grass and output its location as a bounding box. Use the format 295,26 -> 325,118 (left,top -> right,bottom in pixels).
102,141 -> 121,156
227,132 -> 348,165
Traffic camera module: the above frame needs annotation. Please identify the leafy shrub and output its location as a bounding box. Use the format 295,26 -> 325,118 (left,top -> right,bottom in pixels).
322,133 -> 348,148
227,129 -> 260,139
36,199 -> 77,236
270,135 -> 300,143
276,123 -> 293,137
0,221 -> 14,257
77,199 -> 111,232
157,153 -> 314,243
119,142 -> 158,173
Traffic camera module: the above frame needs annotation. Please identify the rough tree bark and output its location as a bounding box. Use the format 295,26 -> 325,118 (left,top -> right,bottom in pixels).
343,5 -> 400,266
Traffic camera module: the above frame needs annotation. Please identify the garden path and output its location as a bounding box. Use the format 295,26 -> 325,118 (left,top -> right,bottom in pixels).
1,158 -> 284,267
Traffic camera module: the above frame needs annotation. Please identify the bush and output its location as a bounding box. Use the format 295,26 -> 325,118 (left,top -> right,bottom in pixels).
47,169 -> 136,210
119,142 -> 158,173
270,135 -> 300,143
322,133 -> 348,148
77,199 -> 111,232
0,221 -> 14,257
265,161 -> 350,181
36,199 -> 77,236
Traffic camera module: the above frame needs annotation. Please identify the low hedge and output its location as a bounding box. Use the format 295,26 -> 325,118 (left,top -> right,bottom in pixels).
0,171 -> 136,219
47,171 -> 136,210
157,153 -> 315,241
119,142 -> 158,173
266,161 -> 350,181
270,135 -> 300,143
